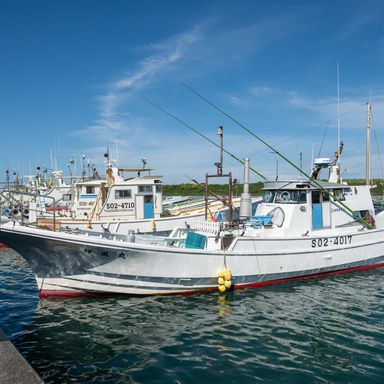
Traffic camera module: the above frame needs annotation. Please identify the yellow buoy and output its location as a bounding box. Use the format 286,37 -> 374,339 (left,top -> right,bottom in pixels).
224,269 -> 232,281
218,270 -> 225,278
86,223 -> 92,229
218,276 -> 225,285
224,280 -> 232,289
218,284 -> 226,293
150,220 -> 156,231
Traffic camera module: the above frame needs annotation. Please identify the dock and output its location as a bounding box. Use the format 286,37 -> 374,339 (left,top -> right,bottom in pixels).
0,328 -> 44,383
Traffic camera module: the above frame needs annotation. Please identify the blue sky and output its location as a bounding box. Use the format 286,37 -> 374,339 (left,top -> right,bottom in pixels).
1,0 -> 384,184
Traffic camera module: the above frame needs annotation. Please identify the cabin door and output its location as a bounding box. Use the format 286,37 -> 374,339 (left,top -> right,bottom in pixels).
321,192 -> 331,227
312,191 -> 323,229
144,195 -> 154,219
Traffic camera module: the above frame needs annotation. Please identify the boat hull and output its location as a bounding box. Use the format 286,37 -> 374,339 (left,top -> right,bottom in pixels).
1,224 -> 384,297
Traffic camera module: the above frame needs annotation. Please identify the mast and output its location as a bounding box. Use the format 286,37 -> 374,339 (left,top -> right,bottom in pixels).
366,101 -> 372,185
337,63 -> 341,167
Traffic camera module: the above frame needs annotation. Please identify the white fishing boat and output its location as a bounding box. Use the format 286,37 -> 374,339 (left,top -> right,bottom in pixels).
0,153 -> 383,298
1,169 -> 73,221
32,160 -> 251,233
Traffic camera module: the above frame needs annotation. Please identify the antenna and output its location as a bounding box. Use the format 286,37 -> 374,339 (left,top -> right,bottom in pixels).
337,62 -> 341,166
311,143 -> 314,173
299,152 -> 303,180
50,149 -> 53,170
115,139 -> 119,167
81,154 -> 86,181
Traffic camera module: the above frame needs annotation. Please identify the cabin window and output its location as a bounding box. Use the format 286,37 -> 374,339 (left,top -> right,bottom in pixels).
263,190 -> 276,203
144,195 -> 153,203
139,185 -> 152,193
312,191 -> 321,204
86,186 -> 95,194
115,189 -> 132,199
333,189 -> 345,201
275,190 -> 307,204
156,185 -> 162,193
322,192 -> 330,202
62,193 -> 72,201
355,210 -> 370,218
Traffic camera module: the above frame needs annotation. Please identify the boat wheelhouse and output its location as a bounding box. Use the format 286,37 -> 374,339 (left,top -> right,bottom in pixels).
256,180 -> 375,236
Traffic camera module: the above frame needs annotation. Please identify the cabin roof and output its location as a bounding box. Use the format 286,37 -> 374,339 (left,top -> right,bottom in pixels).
263,180 -> 349,191
77,180 -> 106,186
118,168 -> 156,173
123,175 -> 162,184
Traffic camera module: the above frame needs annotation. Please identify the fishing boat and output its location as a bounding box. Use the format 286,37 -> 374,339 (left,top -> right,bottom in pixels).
0,154 -> 383,297
1,158 -> 243,234
39,161 -> 244,233
1,168 -> 74,221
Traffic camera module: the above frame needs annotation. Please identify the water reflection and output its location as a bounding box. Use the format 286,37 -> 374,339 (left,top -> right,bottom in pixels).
2,247 -> 384,383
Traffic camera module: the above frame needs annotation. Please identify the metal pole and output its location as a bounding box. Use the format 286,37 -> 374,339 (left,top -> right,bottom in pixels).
366,101 -> 371,185
218,126 -> 223,175
205,173 -> 208,220
228,172 -> 233,223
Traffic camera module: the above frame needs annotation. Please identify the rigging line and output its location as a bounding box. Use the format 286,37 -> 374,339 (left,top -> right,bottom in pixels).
142,97 -> 266,180
256,124 -> 319,156
285,102 -> 365,158
181,82 -> 372,229
317,121 -> 330,158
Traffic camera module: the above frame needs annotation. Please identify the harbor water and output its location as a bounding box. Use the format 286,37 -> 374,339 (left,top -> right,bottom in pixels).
1,247 -> 383,383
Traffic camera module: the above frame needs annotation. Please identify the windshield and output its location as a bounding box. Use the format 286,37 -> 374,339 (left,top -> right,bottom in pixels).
263,190 -> 276,203
275,190 -> 307,204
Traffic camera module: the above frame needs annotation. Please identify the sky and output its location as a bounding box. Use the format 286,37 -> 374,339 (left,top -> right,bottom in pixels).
1,0 -> 384,184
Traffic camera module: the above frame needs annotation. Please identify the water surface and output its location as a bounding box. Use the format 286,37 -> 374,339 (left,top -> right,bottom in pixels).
1,248 -> 383,383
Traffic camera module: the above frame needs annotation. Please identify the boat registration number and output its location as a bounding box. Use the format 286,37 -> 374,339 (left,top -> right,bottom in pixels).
106,202 -> 135,210
311,235 -> 352,248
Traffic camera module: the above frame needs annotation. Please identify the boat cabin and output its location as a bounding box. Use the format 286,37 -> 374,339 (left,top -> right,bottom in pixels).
254,180 -> 375,236
71,166 -> 163,222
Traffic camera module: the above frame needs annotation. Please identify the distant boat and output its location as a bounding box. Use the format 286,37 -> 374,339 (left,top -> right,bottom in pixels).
1,160 -> 244,234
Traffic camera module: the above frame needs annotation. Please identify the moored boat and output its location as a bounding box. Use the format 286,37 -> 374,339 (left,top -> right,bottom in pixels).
0,156 -> 383,297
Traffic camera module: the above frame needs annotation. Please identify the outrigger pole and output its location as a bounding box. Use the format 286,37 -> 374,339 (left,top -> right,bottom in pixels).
142,97 -> 266,180
181,83 -> 373,229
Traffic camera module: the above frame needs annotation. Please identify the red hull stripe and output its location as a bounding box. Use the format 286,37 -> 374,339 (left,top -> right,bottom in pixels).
39,262 -> 384,298
235,262 -> 384,290
0,243 -> 8,248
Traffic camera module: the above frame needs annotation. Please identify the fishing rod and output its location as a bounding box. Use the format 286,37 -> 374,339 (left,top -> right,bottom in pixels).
181,83 -> 372,229
142,97 -> 266,180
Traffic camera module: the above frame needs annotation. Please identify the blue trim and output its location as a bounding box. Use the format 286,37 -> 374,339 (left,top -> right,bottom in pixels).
80,194 -> 97,198
144,202 -> 154,219
312,203 -> 323,229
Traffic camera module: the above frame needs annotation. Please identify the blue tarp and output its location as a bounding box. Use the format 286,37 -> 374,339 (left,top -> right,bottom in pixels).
185,232 -> 207,249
